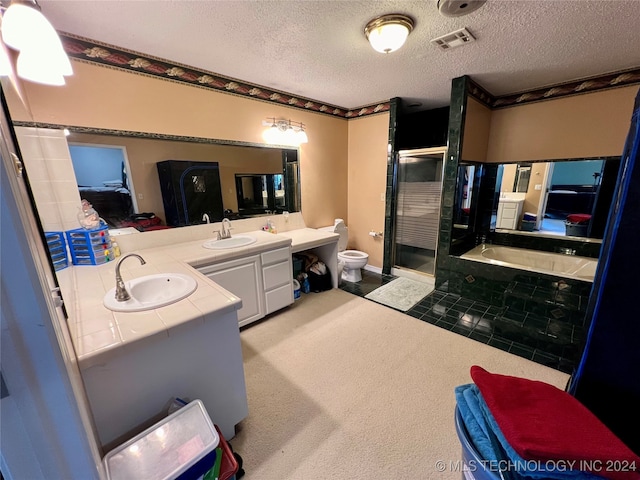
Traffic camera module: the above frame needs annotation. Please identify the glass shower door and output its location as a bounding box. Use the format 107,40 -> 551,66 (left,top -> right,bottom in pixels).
393,148 -> 446,276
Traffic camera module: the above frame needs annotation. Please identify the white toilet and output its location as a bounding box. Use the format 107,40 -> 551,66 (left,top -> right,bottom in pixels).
319,219 -> 369,283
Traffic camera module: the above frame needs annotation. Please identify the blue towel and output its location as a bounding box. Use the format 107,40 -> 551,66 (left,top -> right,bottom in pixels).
456,383 -> 604,480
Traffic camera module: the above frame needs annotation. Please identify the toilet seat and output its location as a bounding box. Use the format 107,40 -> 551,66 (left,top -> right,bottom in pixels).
338,250 -> 368,259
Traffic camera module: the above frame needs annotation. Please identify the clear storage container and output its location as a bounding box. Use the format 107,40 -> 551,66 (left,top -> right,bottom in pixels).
104,399 -> 219,480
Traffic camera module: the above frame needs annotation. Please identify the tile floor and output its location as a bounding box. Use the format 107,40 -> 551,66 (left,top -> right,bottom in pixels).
339,270 -> 580,374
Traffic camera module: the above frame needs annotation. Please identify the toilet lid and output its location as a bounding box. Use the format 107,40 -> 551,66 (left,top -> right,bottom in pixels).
334,221 -> 348,251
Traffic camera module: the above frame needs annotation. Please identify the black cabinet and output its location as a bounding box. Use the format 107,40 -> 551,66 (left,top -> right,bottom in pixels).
156,160 -> 224,226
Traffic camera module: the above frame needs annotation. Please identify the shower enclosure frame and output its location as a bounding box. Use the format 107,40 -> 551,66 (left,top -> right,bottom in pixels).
384,146 -> 448,279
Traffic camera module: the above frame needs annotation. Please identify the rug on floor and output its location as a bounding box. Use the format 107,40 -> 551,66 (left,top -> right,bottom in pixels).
364,276 -> 434,311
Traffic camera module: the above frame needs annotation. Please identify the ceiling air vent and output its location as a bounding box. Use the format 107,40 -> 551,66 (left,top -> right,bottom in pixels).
430,27 -> 475,50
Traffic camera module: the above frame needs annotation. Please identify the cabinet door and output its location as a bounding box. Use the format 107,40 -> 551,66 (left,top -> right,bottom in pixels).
201,256 -> 264,326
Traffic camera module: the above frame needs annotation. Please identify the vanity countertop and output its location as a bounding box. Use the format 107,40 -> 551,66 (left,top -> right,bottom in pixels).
59,227 -> 338,368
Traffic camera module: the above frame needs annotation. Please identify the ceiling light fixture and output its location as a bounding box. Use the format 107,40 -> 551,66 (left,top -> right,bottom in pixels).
364,14 -> 414,54
262,119 -> 308,147
0,0 -> 73,86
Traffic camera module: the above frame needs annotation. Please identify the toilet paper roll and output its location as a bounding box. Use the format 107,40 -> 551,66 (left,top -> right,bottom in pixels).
369,231 -> 377,237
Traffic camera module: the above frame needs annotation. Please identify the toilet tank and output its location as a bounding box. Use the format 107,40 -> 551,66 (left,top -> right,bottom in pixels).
318,219 -> 348,251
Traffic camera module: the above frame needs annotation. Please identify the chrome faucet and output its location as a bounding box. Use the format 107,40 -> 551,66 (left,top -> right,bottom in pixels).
219,218 -> 232,240
114,253 -> 146,302
202,213 -> 210,224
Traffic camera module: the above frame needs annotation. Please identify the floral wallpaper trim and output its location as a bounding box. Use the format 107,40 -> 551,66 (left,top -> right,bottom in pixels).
59,33 -> 637,116
467,69 -> 640,109
60,33 -> 389,119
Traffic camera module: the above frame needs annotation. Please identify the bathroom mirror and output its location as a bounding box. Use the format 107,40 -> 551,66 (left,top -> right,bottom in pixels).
453,163 -> 477,228
235,173 -> 286,216
491,157 -> 619,240
58,128 -> 301,228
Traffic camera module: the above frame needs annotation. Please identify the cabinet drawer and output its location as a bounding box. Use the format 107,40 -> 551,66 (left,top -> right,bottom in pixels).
263,261 -> 291,291
265,283 -> 293,314
261,247 -> 290,266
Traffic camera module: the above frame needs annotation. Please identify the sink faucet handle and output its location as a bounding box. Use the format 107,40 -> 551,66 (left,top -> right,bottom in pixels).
114,253 -> 146,302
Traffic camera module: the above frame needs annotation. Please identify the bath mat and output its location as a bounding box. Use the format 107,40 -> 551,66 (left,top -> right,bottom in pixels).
365,277 -> 434,312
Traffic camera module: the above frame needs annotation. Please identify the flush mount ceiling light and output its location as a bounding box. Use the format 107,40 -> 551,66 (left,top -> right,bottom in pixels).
262,118 -> 308,147
0,0 -> 73,85
364,14 -> 414,54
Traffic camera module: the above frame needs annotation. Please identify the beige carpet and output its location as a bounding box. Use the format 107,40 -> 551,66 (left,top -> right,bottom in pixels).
232,289 -> 568,480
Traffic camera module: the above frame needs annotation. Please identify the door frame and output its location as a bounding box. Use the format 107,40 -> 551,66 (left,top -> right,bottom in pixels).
389,146 -> 447,279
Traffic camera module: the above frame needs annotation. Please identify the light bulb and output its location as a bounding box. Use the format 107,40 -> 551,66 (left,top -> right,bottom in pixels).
367,23 -> 410,53
2,2 -> 73,84
283,126 -> 298,146
263,124 -> 280,144
16,49 -> 66,86
296,129 -> 308,144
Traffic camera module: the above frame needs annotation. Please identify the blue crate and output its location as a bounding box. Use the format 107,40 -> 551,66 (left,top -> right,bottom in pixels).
45,232 -> 69,271
65,224 -> 115,265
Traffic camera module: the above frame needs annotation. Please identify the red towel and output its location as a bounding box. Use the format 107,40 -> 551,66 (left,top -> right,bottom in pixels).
567,213 -> 592,224
470,366 -> 640,480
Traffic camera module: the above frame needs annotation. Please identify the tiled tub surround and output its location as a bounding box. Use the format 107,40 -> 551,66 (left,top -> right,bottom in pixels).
439,251 -> 593,371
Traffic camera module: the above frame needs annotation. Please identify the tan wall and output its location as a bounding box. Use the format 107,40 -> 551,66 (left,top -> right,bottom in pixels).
69,133 -> 282,221
501,164 -> 517,192
522,162 -> 548,216
461,97 -> 492,162
486,85 -> 638,162
347,113 -> 389,269
6,60 -> 349,228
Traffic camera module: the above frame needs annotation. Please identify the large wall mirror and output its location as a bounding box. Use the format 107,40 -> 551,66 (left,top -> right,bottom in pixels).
491,157 -> 618,240
61,128 -> 300,229
452,156 -> 619,242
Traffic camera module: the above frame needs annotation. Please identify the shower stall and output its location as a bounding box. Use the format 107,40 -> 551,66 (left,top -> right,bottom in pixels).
392,147 -> 446,277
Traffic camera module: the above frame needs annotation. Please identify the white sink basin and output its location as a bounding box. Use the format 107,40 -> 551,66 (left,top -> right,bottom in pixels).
202,235 -> 257,250
103,273 -> 197,312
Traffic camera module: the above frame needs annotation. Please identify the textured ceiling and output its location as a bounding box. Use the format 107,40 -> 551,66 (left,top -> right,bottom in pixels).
41,0 -> 640,110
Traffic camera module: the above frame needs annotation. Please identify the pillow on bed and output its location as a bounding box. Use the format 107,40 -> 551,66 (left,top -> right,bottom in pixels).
103,180 -> 123,187
470,366 -> 640,480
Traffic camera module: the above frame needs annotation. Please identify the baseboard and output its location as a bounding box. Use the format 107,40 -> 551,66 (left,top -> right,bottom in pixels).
364,264 -> 382,274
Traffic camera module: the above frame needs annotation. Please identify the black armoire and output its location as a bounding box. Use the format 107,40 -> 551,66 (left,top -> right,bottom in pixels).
156,160 -> 224,227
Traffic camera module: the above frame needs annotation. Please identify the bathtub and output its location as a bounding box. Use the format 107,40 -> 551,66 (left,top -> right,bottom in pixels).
461,244 -> 597,282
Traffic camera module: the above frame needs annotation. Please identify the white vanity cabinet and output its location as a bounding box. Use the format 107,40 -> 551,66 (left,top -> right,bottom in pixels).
198,246 -> 293,327
261,247 -> 294,315
199,255 -> 264,326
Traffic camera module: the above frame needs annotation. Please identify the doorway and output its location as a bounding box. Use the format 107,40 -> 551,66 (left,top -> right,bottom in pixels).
392,147 -> 446,277
68,143 -> 138,225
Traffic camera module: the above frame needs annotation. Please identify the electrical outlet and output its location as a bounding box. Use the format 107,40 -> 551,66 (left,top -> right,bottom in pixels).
534,184 -> 542,191
138,193 -> 144,199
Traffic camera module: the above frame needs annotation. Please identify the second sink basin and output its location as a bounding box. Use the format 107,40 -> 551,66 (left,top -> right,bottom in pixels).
203,235 -> 257,250
103,273 -> 197,312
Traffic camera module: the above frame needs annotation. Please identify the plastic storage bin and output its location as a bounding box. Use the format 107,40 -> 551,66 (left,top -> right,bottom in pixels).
292,255 -> 304,278
454,407 -> 500,480
65,223 -> 114,265
213,425 -> 240,480
104,399 -> 220,480
44,232 -> 69,271
520,220 -> 536,232
565,222 -> 588,237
